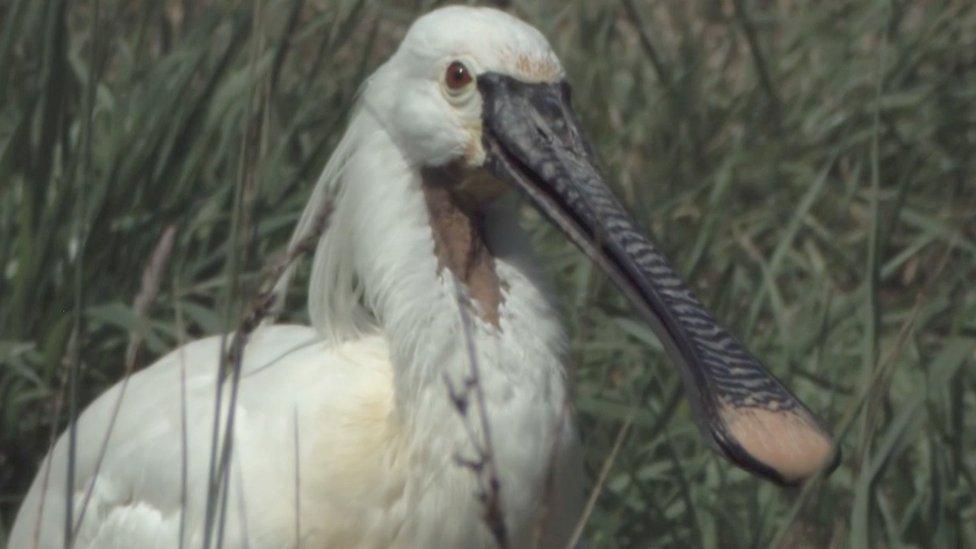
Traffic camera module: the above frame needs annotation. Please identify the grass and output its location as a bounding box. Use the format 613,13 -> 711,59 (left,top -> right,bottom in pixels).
1,0 -> 974,546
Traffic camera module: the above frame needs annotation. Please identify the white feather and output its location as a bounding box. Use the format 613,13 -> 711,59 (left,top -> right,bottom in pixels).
10,7 -> 584,548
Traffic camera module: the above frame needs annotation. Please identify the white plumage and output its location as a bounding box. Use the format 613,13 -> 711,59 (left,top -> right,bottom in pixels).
12,7 -> 584,548
11,4 -> 837,547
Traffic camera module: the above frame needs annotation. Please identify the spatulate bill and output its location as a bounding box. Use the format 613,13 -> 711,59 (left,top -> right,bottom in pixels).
477,72 -> 838,485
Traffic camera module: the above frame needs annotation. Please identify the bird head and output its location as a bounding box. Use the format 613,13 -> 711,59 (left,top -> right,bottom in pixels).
355,6 -> 838,486
368,7 -> 562,173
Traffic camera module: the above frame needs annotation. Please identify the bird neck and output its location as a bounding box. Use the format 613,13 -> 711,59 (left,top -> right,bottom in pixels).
360,168 -> 570,431
303,116 -> 576,541
308,111 -> 572,496
381,171 -> 570,426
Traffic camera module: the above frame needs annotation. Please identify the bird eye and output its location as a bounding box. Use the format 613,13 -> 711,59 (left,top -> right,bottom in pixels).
444,61 -> 473,91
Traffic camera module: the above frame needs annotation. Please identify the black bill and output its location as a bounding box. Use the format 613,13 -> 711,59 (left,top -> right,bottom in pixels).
478,73 -> 838,486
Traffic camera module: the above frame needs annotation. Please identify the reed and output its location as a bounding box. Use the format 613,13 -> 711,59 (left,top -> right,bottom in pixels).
0,1 -> 973,546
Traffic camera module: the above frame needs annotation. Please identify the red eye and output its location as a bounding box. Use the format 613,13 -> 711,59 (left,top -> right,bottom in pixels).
445,61 -> 472,90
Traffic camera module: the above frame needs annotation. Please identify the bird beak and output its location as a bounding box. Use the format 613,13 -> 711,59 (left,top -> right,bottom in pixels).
478,73 -> 838,486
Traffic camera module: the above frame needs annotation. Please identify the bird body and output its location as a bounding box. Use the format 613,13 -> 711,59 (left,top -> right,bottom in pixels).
11,29 -> 583,543
12,321 -> 579,548
11,6 -> 835,548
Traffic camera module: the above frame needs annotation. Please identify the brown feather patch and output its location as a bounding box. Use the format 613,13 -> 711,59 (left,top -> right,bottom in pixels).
421,168 -> 505,327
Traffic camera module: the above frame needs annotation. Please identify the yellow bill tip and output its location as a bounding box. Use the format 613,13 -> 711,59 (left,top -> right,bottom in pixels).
719,403 -> 838,485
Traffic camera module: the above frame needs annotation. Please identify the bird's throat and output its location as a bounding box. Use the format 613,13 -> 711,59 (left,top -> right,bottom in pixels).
421,168 -> 505,327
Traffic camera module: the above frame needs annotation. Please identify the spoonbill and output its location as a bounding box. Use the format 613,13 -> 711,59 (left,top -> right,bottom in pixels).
10,6 -> 836,548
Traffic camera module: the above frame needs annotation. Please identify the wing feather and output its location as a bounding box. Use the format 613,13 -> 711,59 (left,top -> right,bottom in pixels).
9,325 -> 395,549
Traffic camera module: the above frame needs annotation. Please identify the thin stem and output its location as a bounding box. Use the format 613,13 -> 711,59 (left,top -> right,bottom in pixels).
731,0 -> 781,115
451,280 -> 509,548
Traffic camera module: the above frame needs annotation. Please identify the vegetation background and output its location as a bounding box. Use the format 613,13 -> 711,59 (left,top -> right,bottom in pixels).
1,0 -> 974,546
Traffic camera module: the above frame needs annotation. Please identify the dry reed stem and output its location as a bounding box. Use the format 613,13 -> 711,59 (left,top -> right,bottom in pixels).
30,333 -> 75,549
205,201 -> 332,549
448,279 -> 510,549
770,239 -> 959,547
71,225 -> 178,537
566,413 -> 634,548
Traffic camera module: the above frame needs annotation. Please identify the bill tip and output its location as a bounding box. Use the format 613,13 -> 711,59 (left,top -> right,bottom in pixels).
720,404 -> 838,485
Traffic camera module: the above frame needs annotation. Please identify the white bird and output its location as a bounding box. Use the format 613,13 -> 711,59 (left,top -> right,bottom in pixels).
10,6 -> 837,548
